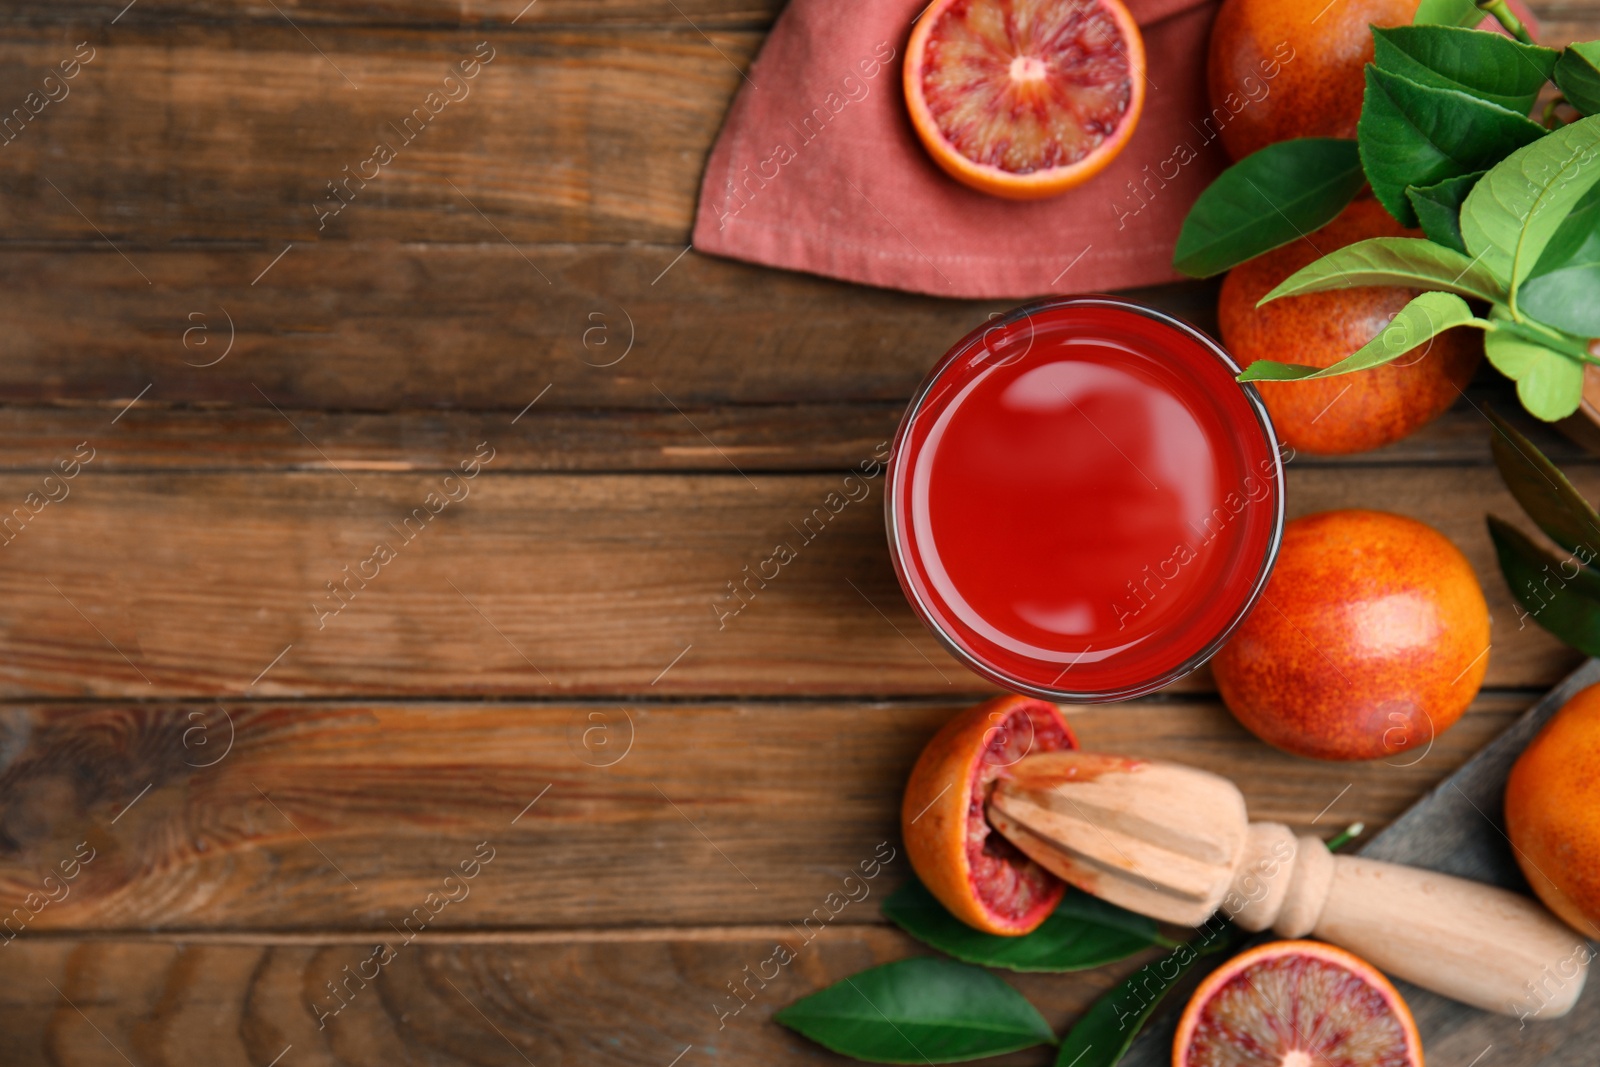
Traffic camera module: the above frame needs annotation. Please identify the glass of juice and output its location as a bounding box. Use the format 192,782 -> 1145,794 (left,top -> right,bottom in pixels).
886,297 -> 1285,702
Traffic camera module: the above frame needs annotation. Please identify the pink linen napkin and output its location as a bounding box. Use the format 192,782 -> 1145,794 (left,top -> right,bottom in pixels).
691,0 -> 1538,300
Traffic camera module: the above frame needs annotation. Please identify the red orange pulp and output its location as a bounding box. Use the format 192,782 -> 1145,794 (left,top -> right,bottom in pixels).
904,0 -> 1146,199
1174,940 -> 1424,1067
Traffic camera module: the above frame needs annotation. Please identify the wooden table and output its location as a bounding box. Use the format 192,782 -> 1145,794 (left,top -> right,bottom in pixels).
0,2 -> 1597,1064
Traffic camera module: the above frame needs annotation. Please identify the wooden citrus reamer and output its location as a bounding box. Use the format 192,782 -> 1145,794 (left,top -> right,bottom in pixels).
987,751 -> 1590,1017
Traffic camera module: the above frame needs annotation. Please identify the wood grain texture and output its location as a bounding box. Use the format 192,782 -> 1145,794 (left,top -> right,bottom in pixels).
0,376 -> 1587,472
1,922 -> 1594,1067
0,27 -> 749,247
0,4 -> 1596,1064
5,0 -> 784,27
0,247 -> 1213,411
0,240 -> 1582,469
0,465 -> 1583,698
0,696 -> 1523,931
0,241 -> 1581,472
0,932 -> 1115,1067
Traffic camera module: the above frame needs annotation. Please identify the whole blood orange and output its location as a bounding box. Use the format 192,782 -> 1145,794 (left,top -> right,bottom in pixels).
902,694 -> 1077,934
1505,683 -> 1600,938
1213,509 -> 1490,761
1219,198 -> 1481,455
904,0 -> 1146,199
1174,940 -> 1423,1067
1207,0 -> 1421,161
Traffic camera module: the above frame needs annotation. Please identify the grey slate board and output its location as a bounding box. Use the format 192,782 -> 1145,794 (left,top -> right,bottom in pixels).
1119,660 -> 1600,1066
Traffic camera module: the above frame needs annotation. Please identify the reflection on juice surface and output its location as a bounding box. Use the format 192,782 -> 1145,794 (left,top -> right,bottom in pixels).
889,299 -> 1284,701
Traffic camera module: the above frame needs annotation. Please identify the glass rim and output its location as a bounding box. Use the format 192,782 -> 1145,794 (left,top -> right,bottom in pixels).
883,295 -> 1287,704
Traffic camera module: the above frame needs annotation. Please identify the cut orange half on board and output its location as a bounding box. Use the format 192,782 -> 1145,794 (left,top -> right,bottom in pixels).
904,0 -> 1146,200
1174,940 -> 1424,1067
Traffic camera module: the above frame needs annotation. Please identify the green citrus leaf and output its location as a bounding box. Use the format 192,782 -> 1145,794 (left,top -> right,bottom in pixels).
1406,171 -> 1484,253
1359,66 -> 1546,227
1413,0 -> 1483,27
1488,515 -> 1600,656
1239,291 -> 1479,381
1484,405 -> 1600,557
1257,235 -> 1504,304
1530,183 -> 1600,272
1054,929 -> 1238,1067
1520,267 -> 1600,338
774,958 -> 1055,1064
1372,26 -> 1558,115
881,878 -> 1163,973
1460,114 -> 1600,301
1554,41 -> 1600,116
1172,138 -> 1364,278
1521,185 -> 1600,336
1485,328 -> 1585,421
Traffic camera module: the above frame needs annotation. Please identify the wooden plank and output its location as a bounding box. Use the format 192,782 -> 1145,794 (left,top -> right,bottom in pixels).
0,245 -> 1126,410
0,27 -> 750,246
0,244 -> 1582,469
0,240 -> 1585,469
0,696 -> 1523,932
5,0 -> 785,27
0,240 -> 1541,424
0,377 -> 1586,473
0,403 -> 906,474
0,241 -> 1582,468
0,465 -> 1585,698
1,916 -> 1592,1066
0,932 -> 1112,1067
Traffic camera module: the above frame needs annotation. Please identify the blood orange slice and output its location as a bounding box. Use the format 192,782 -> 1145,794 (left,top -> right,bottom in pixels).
904,0 -> 1146,200
1174,941 -> 1424,1067
901,695 -> 1078,935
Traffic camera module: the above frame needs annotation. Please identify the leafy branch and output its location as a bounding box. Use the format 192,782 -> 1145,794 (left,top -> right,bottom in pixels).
1174,13 -> 1600,422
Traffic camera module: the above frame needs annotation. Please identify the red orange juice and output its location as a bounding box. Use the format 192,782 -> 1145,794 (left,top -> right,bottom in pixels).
886,298 -> 1284,701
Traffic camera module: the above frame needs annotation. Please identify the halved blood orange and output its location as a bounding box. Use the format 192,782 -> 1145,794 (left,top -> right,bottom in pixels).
1174,941 -> 1424,1067
901,694 -> 1078,935
904,0 -> 1147,200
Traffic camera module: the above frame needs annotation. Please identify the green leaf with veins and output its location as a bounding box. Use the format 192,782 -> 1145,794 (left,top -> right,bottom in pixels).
1529,183 -> 1600,274
1172,139 -> 1365,278
1485,327 -> 1586,421
881,878 -> 1165,973
1372,26 -> 1558,115
1257,236 -> 1504,305
1484,405 -> 1600,556
1413,0 -> 1483,27
1460,114 -> 1600,303
1489,515 -> 1600,655
1555,42 -> 1600,116
1239,292 -> 1480,382
774,958 -> 1056,1064
1407,171 -> 1484,253
1359,67 -> 1546,227
1520,185 -> 1600,336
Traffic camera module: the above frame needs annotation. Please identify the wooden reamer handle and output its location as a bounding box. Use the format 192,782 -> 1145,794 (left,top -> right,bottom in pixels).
1232,825 -> 1591,1018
